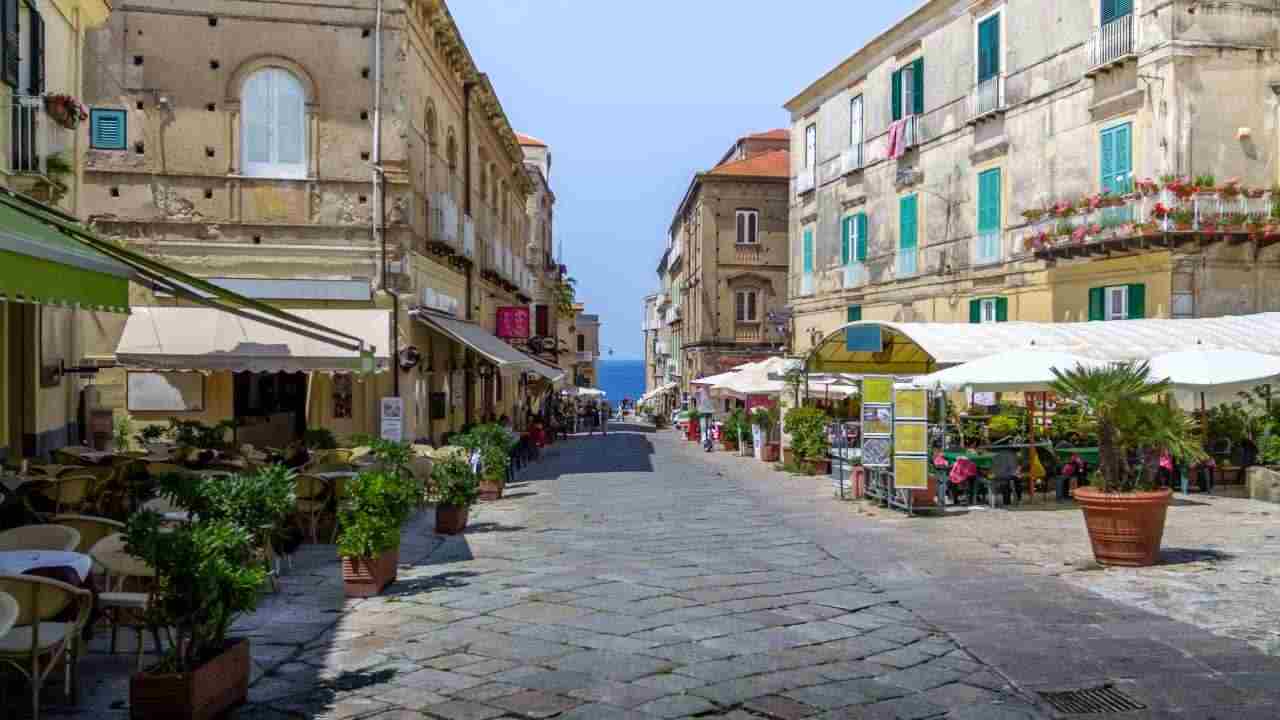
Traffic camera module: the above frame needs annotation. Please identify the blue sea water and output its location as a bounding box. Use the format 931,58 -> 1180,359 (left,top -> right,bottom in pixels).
596,358 -> 645,405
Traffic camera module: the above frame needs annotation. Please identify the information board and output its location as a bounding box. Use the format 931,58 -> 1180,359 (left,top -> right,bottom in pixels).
860,375 -> 894,468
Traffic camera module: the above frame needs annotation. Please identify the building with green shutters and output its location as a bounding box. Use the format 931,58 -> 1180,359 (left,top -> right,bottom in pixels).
782,0 -> 1280,357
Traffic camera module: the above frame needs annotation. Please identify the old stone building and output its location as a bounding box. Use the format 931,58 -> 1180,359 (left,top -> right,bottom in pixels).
786,0 -> 1280,354
667,130 -> 790,398
79,0 -> 558,444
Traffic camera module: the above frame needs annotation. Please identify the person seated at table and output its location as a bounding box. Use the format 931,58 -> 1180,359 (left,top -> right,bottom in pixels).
949,456 -> 980,505
992,450 -> 1022,505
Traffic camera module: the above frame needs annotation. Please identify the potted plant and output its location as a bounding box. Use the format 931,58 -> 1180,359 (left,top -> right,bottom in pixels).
1170,208 -> 1195,231
784,406 -> 831,475
686,409 -> 704,442
336,465 -> 419,597
721,409 -> 748,452
460,424 -> 514,500
124,467 -> 289,720
1050,362 -> 1205,567
427,455 -> 480,535
751,406 -> 781,462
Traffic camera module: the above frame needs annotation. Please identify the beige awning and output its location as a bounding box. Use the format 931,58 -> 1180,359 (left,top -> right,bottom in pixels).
116,306 -> 390,373
525,356 -> 566,384
413,309 -> 535,370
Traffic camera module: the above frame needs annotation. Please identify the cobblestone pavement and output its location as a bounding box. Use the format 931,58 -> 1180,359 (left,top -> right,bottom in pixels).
61,425 -> 1280,718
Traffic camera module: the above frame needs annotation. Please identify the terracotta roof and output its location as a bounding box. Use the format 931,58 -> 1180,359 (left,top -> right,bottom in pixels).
516,132 -> 547,147
706,149 -> 790,178
746,129 -> 789,141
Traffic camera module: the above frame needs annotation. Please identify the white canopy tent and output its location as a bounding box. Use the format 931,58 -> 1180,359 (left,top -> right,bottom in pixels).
912,350 -> 1107,393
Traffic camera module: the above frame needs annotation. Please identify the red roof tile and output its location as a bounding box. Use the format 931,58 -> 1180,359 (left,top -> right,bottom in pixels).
746,129 -> 789,141
516,132 -> 547,147
706,149 -> 790,178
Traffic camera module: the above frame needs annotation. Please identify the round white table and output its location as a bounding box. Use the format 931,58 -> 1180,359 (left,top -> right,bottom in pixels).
0,550 -> 93,583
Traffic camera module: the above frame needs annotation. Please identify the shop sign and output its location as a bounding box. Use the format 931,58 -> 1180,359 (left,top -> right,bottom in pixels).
496,307 -> 531,339
380,397 -> 403,442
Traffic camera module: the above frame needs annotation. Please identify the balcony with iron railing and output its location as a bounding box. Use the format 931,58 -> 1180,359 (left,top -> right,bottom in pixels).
840,143 -> 864,177
969,74 -> 1006,123
1086,13 -> 1137,75
972,230 -> 1005,267
5,94 -> 72,202
895,248 -> 919,279
795,164 -> 816,196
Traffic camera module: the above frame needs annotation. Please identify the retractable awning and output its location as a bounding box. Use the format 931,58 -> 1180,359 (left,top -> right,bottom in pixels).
116,307 -> 391,373
0,197 -> 130,312
525,356 -> 566,384
413,309 -> 535,370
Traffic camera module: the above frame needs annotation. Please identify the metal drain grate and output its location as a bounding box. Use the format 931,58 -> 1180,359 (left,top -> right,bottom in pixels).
1037,685 -> 1147,714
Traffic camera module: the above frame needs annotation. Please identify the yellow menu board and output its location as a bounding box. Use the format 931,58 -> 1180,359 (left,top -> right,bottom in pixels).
863,377 -> 894,405
894,456 -> 929,489
895,388 -> 927,420
895,422 -> 928,455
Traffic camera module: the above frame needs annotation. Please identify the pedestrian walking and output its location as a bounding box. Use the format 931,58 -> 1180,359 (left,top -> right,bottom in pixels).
598,402 -> 609,436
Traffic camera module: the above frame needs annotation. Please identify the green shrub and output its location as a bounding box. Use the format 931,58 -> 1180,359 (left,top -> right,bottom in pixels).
337,468 -> 421,560
459,424 -> 514,481
987,414 -> 1022,440
1261,435 -> 1280,466
784,406 -> 829,462
168,418 -> 235,450
722,409 -> 750,446
428,455 -> 480,508
303,428 -> 338,450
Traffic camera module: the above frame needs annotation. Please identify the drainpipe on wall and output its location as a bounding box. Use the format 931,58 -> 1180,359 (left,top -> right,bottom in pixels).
371,0 -> 399,398
462,80 -> 477,424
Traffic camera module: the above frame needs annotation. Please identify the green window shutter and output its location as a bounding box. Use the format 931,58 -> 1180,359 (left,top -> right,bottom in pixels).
841,217 -> 851,266
978,15 -> 999,82
1,0 -> 18,88
969,299 -> 981,324
1088,287 -> 1105,321
899,195 -> 918,250
912,58 -> 925,115
1127,284 -> 1145,319
977,169 -> 1000,233
1115,0 -> 1133,17
29,9 -> 44,94
1102,0 -> 1116,23
1114,124 -> 1132,194
855,213 -> 869,262
847,305 -> 862,323
995,297 -> 1009,322
90,109 -> 128,150
1100,127 -> 1116,195
891,69 -> 902,121
802,228 -> 814,273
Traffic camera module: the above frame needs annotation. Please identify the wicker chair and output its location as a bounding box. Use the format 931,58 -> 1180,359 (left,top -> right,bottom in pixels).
294,475 -> 331,543
88,534 -> 160,670
0,574 -> 93,719
50,515 -> 125,556
0,591 -> 17,638
0,525 -> 81,553
36,474 -> 100,516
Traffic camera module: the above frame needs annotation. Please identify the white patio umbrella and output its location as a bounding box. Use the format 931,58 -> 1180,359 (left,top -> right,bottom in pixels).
1147,347 -> 1280,388
913,349 -> 1106,393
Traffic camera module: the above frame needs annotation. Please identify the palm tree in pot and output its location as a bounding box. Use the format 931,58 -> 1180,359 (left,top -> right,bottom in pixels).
1050,361 -> 1205,566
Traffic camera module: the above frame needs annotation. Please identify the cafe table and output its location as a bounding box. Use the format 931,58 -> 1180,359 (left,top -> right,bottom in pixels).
0,550 -> 93,584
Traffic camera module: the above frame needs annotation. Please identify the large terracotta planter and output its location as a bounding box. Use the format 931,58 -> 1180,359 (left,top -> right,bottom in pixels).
342,548 -> 400,597
1075,487 -> 1172,567
761,442 -> 780,463
478,475 -> 505,501
805,458 -> 831,475
130,639 -> 250,720
434,504 -> 469,535
686,418 -> 701,442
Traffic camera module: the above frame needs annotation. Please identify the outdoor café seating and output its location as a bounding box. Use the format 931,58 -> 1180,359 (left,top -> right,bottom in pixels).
0,574 -> 93,719
0,525 -> 81,553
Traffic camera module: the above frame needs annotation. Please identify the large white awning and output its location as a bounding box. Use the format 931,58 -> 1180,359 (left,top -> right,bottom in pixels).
116,307 -> 391,373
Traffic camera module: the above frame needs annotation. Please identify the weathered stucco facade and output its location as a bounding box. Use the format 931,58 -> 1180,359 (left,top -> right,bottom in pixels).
80,0 -> 550,443
669,132 -> 790,398
786,0 -> 1280,354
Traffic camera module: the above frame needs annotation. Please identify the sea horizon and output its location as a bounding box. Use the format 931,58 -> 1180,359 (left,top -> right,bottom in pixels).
595,357 -> 645,405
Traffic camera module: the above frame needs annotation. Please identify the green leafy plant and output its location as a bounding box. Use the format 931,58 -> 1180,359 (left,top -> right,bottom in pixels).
722,409 -> 750,447
987,414 -> 1022,440
459,424 -> 514,481
136,423 -> 168,447
156,465 -> 297,533
113,415 -> 134,452
784,406 -> 830,463
1050,403 -> 1098,445
125,510 -> 267,673
168,418 -> 234,450
427,455 -> 480,508
553,277 -> 578,318
1193,174 -> 1216,190
303,428 -> 338,451
1260,434 -> 1280,466
1051,362 -> 1203,493
337,468 -> 421,560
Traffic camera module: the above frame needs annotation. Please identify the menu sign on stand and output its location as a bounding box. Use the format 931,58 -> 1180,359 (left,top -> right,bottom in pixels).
891,386 -> 929,513
860,376 -> 894,503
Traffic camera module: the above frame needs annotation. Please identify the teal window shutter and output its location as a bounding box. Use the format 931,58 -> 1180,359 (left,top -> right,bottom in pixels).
1127,284 -> 1145,319
841,217 -> 851,266
969,299 -> 981,324
1102,0 -> 1131,23
847,305 -> 862,323
1100,123 -> 1132,196
995,297 -> 1009,322
891,69 -> 902,121
977,169 -> 1000,234
912,58 -> 925,115
90,109 -> 128,150
1100,127 -> 1116,195
978,15 -> 999,82
899,195 -> 918,250
1088,288 -> 1105,321
855,213 -> 868,262
802,228 -> 814,274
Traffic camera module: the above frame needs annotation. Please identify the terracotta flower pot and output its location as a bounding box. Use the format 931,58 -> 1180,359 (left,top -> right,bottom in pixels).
806,459 -> 832,475
761,443 -> 780,463
478,475 -> 505,501
342,548 -> 400,597
130,639 -> 251,720
434,504 -> 469,535
1075,487 -> 1172,567
687,418 -> 701,442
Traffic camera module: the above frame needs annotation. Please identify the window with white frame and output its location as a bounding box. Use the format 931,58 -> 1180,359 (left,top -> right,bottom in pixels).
980,298 -> 998,324
735,209 -> 759,245
242,67 -> 307,179
849,94 -> 864,166
735,290 -> 759,323
804,123 -> 816,169
1106,286 -> 1128,321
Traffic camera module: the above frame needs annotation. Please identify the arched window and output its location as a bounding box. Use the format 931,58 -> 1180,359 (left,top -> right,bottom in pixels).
241,67 -> 307,179
446,130 -> 458,171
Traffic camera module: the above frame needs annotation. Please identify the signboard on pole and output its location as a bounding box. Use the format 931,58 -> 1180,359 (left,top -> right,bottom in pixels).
496,307 -> 531,339
380,397 -> 404,442
860,375 -> 893,469
893,387 -> 929,489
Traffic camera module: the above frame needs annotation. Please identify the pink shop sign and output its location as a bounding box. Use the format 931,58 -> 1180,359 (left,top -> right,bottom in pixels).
496,307 -> 531,339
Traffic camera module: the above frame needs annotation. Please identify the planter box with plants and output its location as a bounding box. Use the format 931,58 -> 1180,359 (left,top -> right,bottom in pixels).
784,406 -> 832,476
336,440 -> 420,597
461,424 -> 516,500
125,465 -> 297,720
428,454 -> 480,535
1051,362 -> 1206,567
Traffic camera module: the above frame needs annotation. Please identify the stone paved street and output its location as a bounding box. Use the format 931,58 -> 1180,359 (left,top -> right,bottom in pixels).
65,424 -> 1280,718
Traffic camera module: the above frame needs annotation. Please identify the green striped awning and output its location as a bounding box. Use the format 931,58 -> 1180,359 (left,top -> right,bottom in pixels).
0,199 -> 130,313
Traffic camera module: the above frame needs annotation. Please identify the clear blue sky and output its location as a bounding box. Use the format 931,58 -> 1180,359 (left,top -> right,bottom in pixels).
450,1 -> 907,360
